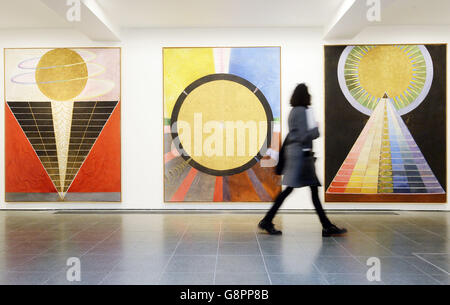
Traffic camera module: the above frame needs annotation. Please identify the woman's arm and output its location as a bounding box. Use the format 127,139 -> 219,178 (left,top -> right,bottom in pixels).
290,107 -> 320,144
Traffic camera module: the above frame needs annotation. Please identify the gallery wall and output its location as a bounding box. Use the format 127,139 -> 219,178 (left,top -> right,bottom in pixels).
0,26 -> 448,210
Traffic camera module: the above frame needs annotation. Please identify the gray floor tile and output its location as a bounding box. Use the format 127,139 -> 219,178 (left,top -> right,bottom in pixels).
411,243 -> 450,254
69,231 -> 115,242
307,242 -> 352,257
45,271 -> 108,285
85,242 -> 140,255
131,241 -> 179,256
159,272 -> 214,285
0,271 -> 56,285
270,273 -> 326,285
378,243 -> 422,256
221,232 -> 257,243
403,256 -> 449,276
401,233 -> 447,244
174,242 -> 218,256
0,254 -> 36,271
350,224 -> 389,233
187,223 -> 221,232
112,255 -> 171,273
257,234 -> 299,243
294,234 -> 337,244
384,224 -> 425,233
215,273 -> 270,285
221,223 -> 257,232
100,271 -> 161,285
10,254 -> 69,272
165,255 -> 216,273
355,257 -> 426,275
1,230 -> 73,242
43,241 -> 97,256
324,273 -> 384,285
259,241 -> 304,256
77,254 -> 120,272
216,255 -> 266,273
139,231 -> 183,242
314,256 -> 367,274
0,211 -> 449,285
339,243 -> 395,256
219,242 -> 260,256
414,254 -> 450,273
182,231 -> 220,243
8,241 -> 57,255
430,274 -> 450,285
264,255 -> 320,275
382,274 -> 441,285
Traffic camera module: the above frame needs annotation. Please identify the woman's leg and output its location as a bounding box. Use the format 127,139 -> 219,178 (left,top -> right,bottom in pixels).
262,186 -> 293,224
310,186 -> 332,228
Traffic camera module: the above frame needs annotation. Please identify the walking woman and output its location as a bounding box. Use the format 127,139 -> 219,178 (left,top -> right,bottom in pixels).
259,83 -> 347,237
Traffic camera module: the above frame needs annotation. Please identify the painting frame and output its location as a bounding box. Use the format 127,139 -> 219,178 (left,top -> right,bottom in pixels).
323,43 -> 447,203
162,46 -> 282,203
4,46 -> 122,203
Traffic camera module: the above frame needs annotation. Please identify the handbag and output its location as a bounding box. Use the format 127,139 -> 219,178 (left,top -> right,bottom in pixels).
275,135 -> 292,175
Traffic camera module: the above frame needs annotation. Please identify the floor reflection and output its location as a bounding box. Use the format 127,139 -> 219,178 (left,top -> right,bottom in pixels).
0,210 -> 448,284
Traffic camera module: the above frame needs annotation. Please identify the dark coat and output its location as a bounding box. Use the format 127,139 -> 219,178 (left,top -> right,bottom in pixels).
280,106 -> 321,188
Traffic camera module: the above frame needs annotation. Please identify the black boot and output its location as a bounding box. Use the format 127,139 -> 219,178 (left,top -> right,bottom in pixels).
258,220 -> 282,235
322,224 -> 347,237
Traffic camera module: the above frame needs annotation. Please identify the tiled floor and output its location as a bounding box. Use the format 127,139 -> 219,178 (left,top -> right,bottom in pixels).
0,210 -> 449,285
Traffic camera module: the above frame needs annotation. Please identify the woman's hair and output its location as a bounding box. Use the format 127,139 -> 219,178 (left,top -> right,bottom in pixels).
290,83 -> 311,107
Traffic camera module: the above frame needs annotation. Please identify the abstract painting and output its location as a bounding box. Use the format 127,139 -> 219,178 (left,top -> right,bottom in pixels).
325,44 -> 446,203
5,47 -> 121,202
163,47 -> 281,202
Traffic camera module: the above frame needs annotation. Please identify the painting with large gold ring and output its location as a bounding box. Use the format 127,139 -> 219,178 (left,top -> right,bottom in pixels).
163,47 -> 281,202
324,44 -> 446,203
4,47 -> 121,202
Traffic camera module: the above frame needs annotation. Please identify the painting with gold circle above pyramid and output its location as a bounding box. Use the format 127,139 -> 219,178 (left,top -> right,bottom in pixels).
324,44 -> 446,203
5,48 -> 121,202
163,47 -> 281,202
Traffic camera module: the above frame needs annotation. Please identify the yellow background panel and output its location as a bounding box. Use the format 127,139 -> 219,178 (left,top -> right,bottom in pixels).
164,48 -> 215,118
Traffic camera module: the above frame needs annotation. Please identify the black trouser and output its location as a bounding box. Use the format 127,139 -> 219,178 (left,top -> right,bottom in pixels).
263,186 -> 332,228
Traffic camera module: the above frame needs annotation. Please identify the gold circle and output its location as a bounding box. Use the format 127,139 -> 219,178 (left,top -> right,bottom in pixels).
35,48 -> 88,101
358,46 -> 413,98
177,80 -> 268,171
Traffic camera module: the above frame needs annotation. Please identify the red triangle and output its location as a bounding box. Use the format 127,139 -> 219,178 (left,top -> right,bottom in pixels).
5,104 -> 57,193
68,102 -> 121,193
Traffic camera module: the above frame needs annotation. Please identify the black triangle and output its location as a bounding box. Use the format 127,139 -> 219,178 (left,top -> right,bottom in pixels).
64,101 -> 119,192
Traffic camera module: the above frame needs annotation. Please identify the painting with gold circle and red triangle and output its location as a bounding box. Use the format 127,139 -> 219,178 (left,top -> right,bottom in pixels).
4,48 -> 121,202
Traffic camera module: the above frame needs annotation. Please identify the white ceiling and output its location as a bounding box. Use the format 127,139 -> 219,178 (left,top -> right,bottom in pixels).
0,0 -> 448,30
0,0 -> 345,29
381,0 -> 450,26
0,0 -> 72,29
95,0 -> 345,28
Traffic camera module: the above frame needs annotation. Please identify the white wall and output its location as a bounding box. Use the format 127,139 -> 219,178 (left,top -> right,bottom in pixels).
0,26 -> 448,210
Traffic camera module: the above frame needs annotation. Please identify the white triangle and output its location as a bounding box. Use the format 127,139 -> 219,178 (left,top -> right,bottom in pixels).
51,101 -> 74,194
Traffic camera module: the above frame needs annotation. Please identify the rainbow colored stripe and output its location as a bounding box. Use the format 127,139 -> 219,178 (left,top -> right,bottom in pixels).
327,98 -> 444,194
